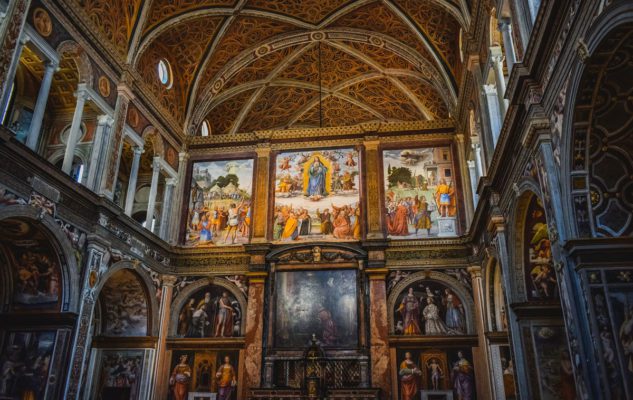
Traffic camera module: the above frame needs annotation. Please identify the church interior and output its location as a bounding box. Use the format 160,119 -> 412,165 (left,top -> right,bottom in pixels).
0,0 -> 632,399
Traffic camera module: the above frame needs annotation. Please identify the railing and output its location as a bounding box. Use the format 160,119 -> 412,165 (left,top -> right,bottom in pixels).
272,359 -> 363,389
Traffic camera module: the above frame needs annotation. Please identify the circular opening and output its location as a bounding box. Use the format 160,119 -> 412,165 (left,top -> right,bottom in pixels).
157,59 -> 173,89
200,120 -> 210,137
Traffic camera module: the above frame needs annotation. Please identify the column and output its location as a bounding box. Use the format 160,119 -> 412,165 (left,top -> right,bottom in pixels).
468,265 -> 493,400
150,275 -> 177,400
145,156 -> 161,232
363,137 -> 384,239
168,152 -> 189,244
367,268 -> 391,399
0,0 -> 31,116
455,133 -> 474,224
100,82 -> 133,198
158,178 -> 176,239
490,50 -> 508,116
85,115 -> 113,191
473,142 -> 484,177
498,18 -> 517,72
26,60 -> 57,150
242,271 -> 268,399
468,160 -> 479,206
64,237 -> 110,399
252,144 -> 271,241
124,146 -> 143,216
484,84 -> 502,146
62,88 -> 88,174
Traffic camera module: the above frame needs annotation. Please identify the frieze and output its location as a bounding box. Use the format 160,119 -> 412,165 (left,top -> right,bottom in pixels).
275,246 -> 358,264
171,255 -> 250,270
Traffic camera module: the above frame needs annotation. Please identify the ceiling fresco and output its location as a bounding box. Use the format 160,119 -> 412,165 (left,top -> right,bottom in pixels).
68,0 -> 466,135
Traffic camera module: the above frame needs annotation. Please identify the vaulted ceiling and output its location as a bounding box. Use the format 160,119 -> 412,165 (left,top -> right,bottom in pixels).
71,0 -> 468,135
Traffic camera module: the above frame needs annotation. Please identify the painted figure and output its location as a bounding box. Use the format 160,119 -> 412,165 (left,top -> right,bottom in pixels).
399,352 -> 421,400
170,355 -> 192,400
214,292 -> 235,338
216,356 -> 236,400
178,298 -> 195,336
415,196 -> 432,235
306,158 -> 328,197
444,289 -> 466,333
423,297 -> 449,335
398,288 -> 422,335
317,308 -> 338,345
388,200 -> 409,236
427,358 -> 443,390
451,351 -> 474,400
435,178 -> 454,217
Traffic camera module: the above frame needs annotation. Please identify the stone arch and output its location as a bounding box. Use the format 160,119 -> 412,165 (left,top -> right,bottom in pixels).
562,4 -> 633,239
92,260 -> 160,336
169,277 -> 248,337
0,204 -> 80,313
56,40 -> 93,86
141,126 -> 165,158
483,255 -> 507,333
387,270 -> 475,335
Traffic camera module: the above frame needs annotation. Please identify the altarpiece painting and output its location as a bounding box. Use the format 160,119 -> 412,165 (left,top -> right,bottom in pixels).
274,269 -> 358,348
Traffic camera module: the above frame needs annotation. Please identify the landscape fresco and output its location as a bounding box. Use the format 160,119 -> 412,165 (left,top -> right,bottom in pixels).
185,159 -> 254,247
273,148 -> 361,242
383,147 -> 458,238
275,270 -> 358,348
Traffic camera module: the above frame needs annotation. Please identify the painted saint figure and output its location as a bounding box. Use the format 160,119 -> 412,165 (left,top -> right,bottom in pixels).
399,352 -> 422,400
444,289 -> 466,333
306,158 -> 328,197
435,178 -> 455,217
451,351 -> 474,400
214,292 -> 235,337
427,358 -> 443,390
398,288 -> 422,335
422,297 -> 449,335
216,356 -> 236,400
169,355 -> 192,400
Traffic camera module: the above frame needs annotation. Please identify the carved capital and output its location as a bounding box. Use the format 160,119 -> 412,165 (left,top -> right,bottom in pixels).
467,265 -> 482,279
161,274 -> 178,287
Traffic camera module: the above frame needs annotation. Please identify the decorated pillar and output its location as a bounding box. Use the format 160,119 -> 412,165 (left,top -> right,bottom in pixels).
483,84 -> 502,146
498,19 -> 517,72
468,160 -> 478,206
62,86 -> 88,174
467,265 -> 493,400
150,274 -> 177,400
533,134 -> 596,398
363,137 -> 384,239
64,236 -> 110,399
366,267 -> 391,399
85,115 -> 114,191
145,156 -> 161,232
252,143 -> 271,241
473,142 -> 484,177
100,82 -> 134,199
0,0 -> 30,115
168,151 -> 189,243
455,133 -> 474,224
242,269 -> 268,398
490,49 -> 508,117
124,146 -> 143,215
26,60 -> 57,150
158,177 -> 176,239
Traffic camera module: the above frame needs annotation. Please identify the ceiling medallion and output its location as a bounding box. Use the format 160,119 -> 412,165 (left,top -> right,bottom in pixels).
255,44 -> 271,57
369,36 -> 385,47
212,77 -> 225,94
33,8 -> 53,38
98,76 -> 111,97
310,31 -> 326,41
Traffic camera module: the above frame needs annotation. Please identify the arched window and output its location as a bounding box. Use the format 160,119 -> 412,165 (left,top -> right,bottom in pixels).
200,120 -> 210,137
157,59 -> 173,89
